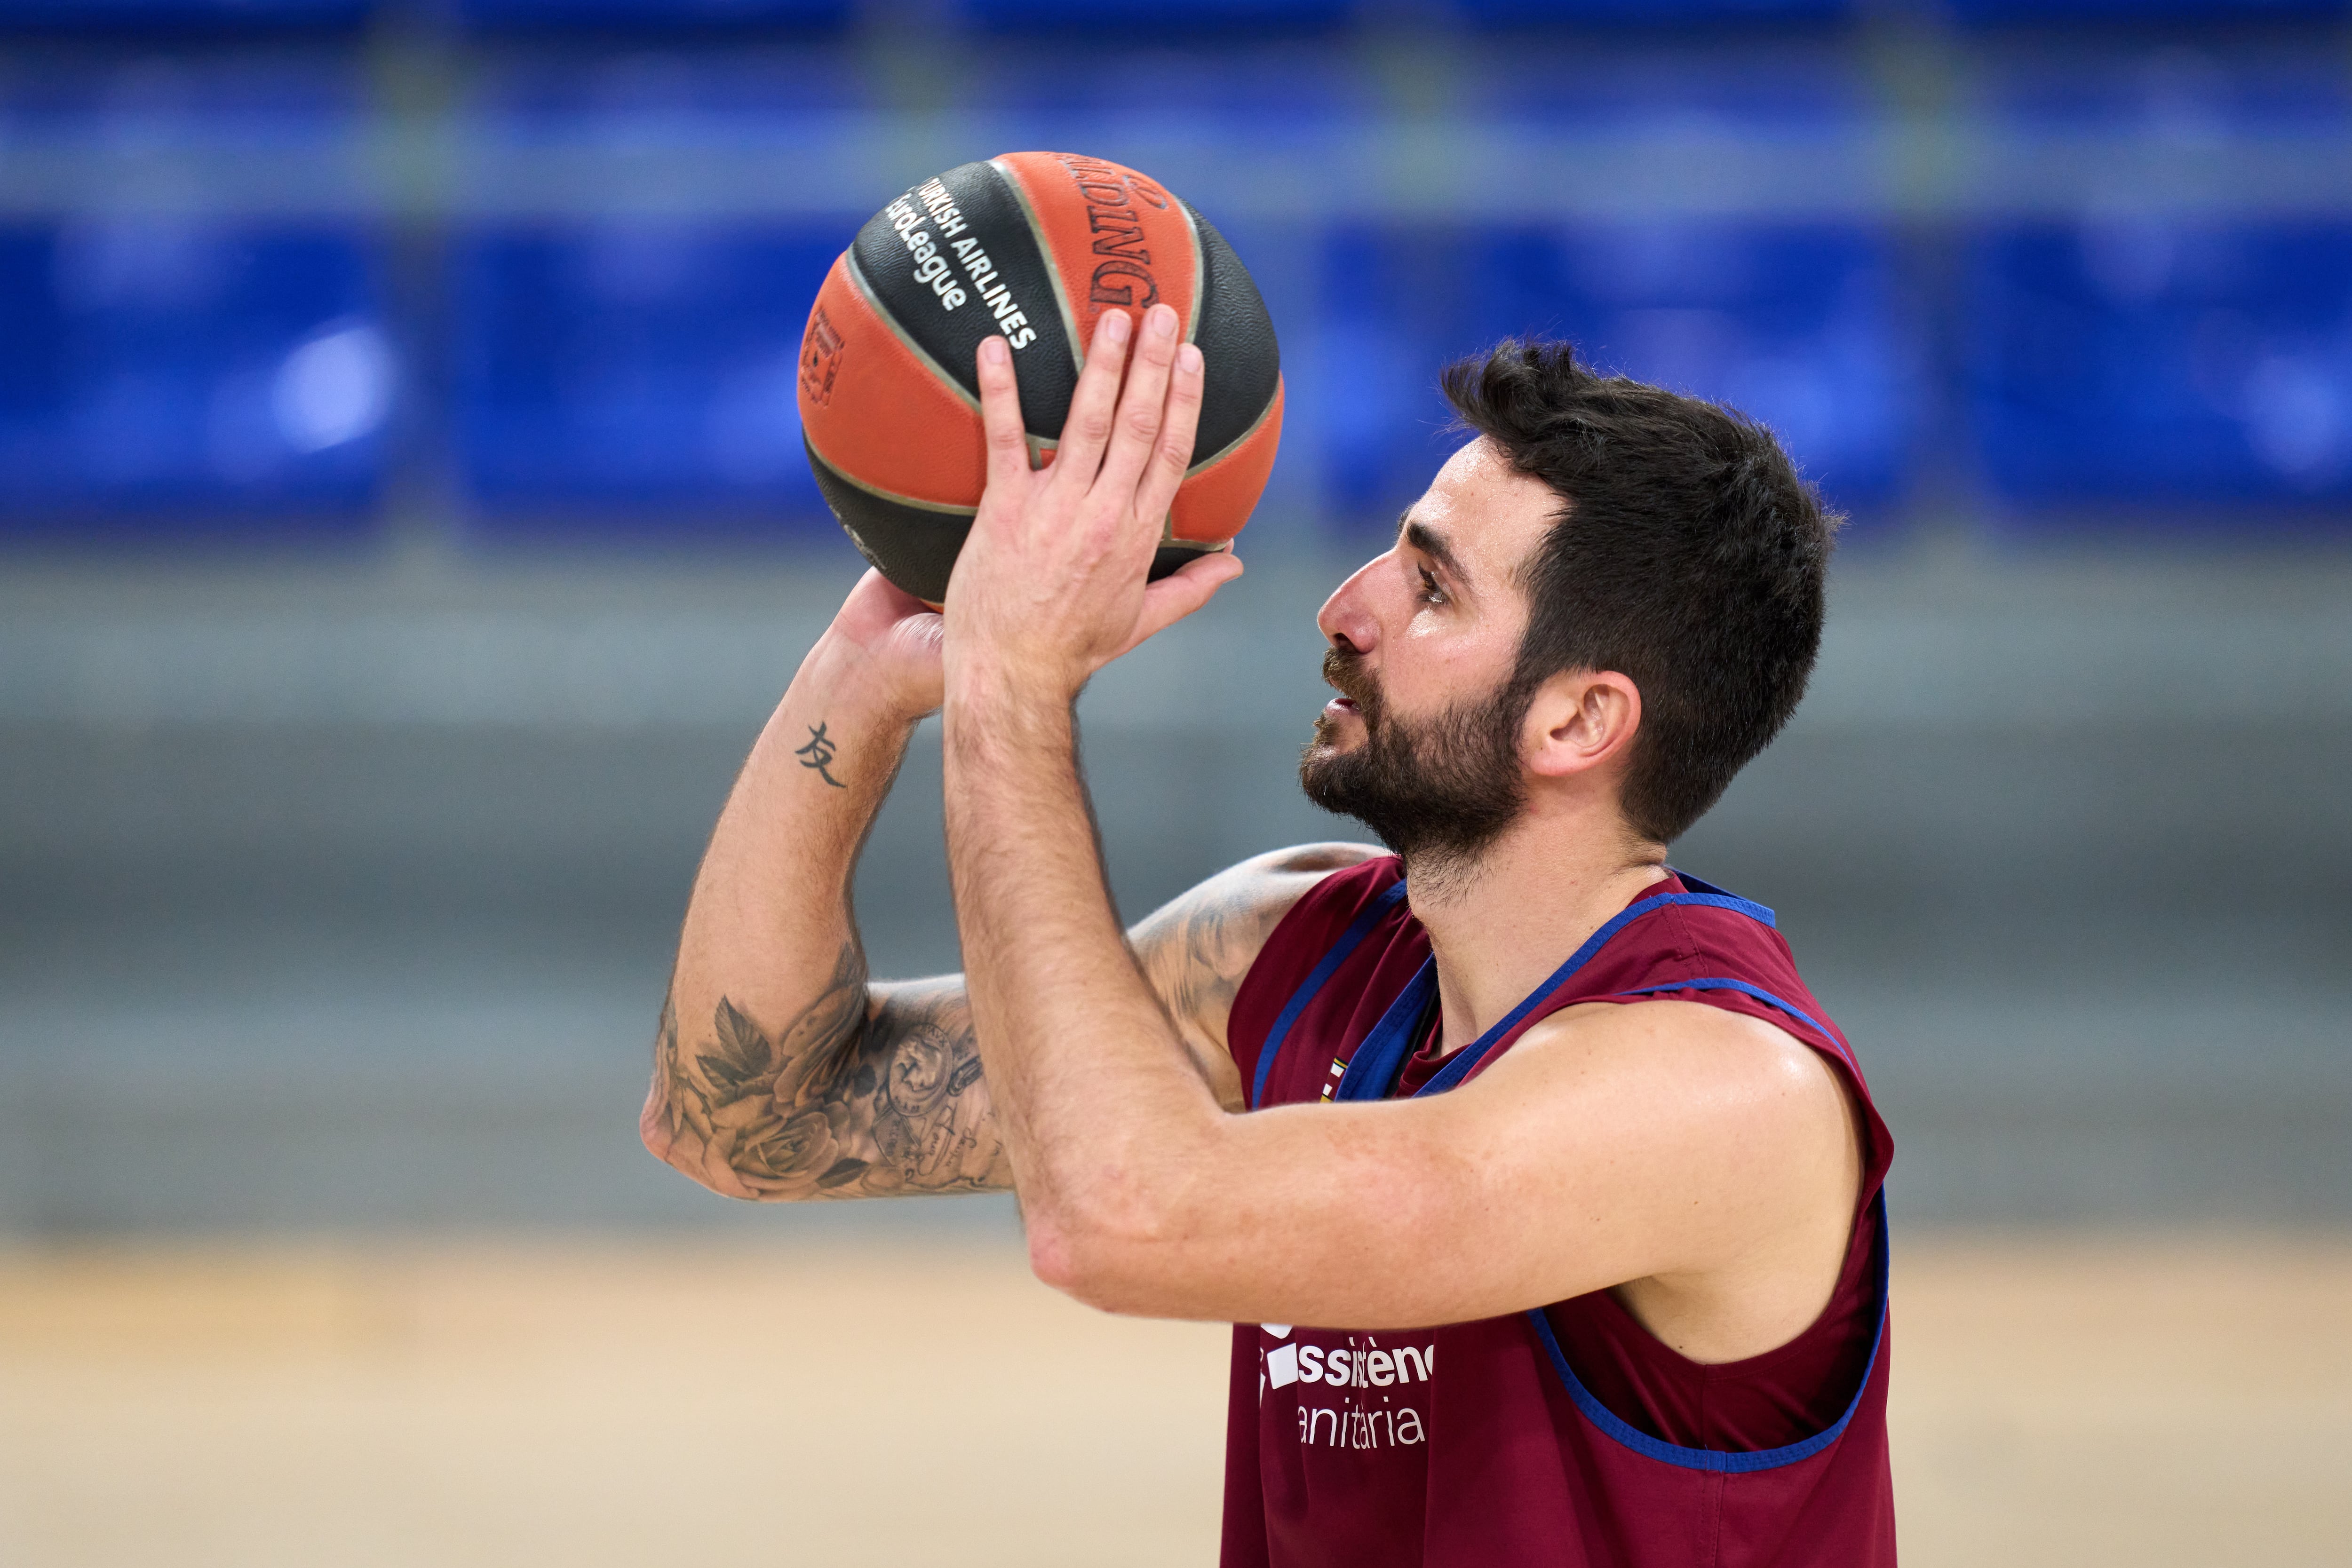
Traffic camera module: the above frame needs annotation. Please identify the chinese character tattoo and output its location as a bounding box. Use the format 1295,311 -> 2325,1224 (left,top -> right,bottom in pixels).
794,721 -> 846,788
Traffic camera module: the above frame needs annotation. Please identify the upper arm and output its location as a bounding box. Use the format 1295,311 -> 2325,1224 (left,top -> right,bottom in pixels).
1071,1000 -> 1863,1334
645,841 -> 1381,1201
1126,842 -> 1386,1110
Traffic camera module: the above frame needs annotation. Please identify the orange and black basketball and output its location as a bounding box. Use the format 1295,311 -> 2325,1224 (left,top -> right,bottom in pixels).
798,151 -> 1284,604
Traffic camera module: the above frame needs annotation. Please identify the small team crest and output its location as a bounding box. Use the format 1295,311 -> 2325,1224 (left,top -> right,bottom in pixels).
800,306 -> 845,408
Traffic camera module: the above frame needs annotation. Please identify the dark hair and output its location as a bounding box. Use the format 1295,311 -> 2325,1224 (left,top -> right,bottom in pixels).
1441,339 -> 1839,844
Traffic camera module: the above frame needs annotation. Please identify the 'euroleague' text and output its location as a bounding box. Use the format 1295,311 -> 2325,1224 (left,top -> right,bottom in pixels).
882,177 -> 1042,351
883,184 -> 969,316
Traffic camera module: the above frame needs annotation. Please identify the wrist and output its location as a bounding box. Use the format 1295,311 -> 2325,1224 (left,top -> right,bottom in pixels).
762,638 -> 925,791
944,658 -> 1075,743
805,628 -> 934,730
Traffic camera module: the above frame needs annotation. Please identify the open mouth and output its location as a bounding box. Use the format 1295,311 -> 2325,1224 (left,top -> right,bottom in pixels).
1319,650 -> 1375,725
1319,693 -> 1365,728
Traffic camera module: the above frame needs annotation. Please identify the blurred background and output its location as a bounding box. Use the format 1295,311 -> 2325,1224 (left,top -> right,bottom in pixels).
0,0 -> 2347,1563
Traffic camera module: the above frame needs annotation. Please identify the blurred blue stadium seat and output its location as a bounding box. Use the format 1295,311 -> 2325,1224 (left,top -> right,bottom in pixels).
452,221 -> 852,539
461,50 -> 878,208
954,44 -> 1372,168
479,49 -> 874,118
0,53 -> 368,138
961,0 -> 1352,31
452,54 -> 871,540
1305,42 -> 1892,529
1315,222 -> 1916,530
1980,43 -> 2352,135
1456,0 -> 1851,24
0,58 -> 383,539
1966,40 -> 2352,515
1468,37 -> 1866,130
0,221 -> 391,537
1945,0 -> 2345,23
1967,221 -> 2352,512
0,0 -> 371,27
457,0 -> 848,31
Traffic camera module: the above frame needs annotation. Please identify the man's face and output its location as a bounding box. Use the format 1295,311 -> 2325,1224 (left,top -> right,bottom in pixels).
1299,438 -> 1562,870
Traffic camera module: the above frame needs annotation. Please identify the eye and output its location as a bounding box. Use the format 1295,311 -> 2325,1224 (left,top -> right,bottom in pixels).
1416,565 -> 1447,606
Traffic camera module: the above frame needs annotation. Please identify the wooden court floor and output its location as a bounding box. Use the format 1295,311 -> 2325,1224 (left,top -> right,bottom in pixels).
2,1233 -> 2346,1567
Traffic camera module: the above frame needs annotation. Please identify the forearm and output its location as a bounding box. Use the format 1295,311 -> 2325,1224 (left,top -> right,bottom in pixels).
648,635 -> 1004,1200
942,681 -> 1221,1259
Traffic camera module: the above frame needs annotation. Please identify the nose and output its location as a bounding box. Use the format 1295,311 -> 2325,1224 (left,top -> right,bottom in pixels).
1316,552 -> 1388,658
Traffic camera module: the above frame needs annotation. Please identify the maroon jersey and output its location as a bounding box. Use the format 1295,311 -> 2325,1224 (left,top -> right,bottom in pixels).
1220,857 -> 1896,1568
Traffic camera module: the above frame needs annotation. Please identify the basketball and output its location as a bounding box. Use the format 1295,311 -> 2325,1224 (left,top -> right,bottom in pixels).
797,151 -> 1284,604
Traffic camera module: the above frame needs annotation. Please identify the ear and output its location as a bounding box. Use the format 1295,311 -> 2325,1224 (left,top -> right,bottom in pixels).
1522,669 -> 1641,780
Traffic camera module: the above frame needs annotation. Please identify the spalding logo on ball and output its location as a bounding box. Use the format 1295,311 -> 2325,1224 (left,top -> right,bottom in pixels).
798,151 -> 1283,604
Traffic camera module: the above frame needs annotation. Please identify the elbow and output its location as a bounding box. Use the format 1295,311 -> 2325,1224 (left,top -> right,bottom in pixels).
1024,1168 -> 1199,1314
638,1089 -> 675,1166
637,1089 -> 762,1202
1028,1211 -> 1138,1312
1026,1214 -> 1089,1299
640,1118 -> 690,1183
638,1107 -> 713,1194
1024,1103 -> 1226,1312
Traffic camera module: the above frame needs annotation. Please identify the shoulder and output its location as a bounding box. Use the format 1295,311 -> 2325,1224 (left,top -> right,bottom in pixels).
1129,843 -> 1388,1085
1130,841 -> 1390,965
1522,997 -> 1833,1077
1471,998 -> 1855,1163
1430,1000 -> 1863,1276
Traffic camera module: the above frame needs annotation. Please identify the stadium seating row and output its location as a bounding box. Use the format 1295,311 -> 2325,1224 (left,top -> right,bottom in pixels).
8,29 -> 2347,132
10,40 -> 2346,160
0,0 -> 2341,32
3,214 -> 2348,540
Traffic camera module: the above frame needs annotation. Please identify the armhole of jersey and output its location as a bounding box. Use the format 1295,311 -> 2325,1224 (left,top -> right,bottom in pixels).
1526,1188 -> 1891,1474
1229,856 -> 1404,1111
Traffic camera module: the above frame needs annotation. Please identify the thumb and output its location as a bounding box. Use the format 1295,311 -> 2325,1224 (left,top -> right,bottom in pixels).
1120,550 -> 1245,655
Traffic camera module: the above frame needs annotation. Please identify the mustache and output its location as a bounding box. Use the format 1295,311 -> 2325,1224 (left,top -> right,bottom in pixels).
1321,648 -> 1381,715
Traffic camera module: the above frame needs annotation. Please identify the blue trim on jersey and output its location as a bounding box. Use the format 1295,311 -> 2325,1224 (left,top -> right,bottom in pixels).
1614,977 -> 1831,1041
1331,958 -> 1438,1103
1250,878 -> 1410,1110
1259,879 -> 1784,1110
1523,1189 -> 1891,1473
1412,891 -> 1778,1099
1612,977 -> 1857,1073
1661,871 -> 1776,927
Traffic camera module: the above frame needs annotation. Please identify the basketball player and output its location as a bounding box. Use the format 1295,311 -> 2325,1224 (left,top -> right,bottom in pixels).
643,302 -> 1893,1565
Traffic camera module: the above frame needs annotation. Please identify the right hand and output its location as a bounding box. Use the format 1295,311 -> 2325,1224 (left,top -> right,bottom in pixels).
825,568 -> 947,720
944,307 -> 1237,711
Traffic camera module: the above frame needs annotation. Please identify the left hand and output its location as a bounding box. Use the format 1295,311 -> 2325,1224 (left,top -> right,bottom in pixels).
941,302 -> 1246,705
818,568 -> 947,721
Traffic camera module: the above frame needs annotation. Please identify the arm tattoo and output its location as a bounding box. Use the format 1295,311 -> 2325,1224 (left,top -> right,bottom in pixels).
794,721 -> 847,787
1147,886 -> 1261,1038
649,949 -> 1009,1200
1131,846 -> 1385,1102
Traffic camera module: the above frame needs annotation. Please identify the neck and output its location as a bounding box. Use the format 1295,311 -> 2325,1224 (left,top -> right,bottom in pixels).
1405,805 -> 1668,1053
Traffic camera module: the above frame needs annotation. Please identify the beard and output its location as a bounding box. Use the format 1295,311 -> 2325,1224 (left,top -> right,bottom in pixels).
1298,647 -> 1533,881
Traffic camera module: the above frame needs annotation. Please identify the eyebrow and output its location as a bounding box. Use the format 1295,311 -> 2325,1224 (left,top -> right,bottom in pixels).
1401,516 -> 1471,590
